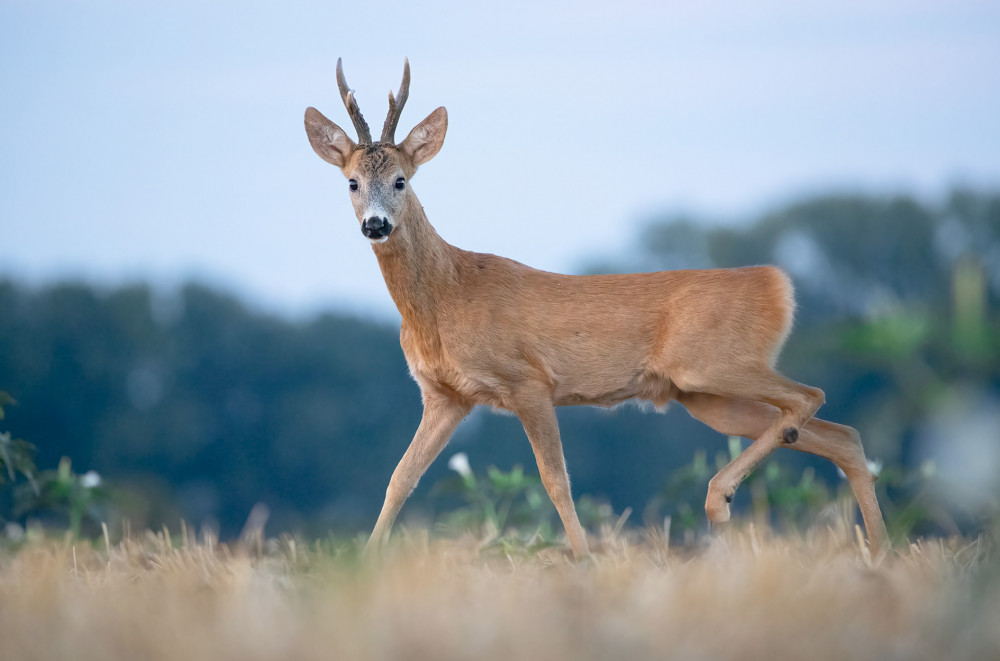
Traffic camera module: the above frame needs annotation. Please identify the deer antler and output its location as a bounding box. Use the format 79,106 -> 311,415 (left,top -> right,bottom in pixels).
336,58 -> 372,144
380,58 -> 410,144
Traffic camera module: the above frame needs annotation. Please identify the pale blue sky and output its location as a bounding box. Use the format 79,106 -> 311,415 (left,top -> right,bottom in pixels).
2,0 -> 998,319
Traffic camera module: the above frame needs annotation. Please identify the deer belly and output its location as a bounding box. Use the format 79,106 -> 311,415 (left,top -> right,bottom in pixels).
552,370 -> 679,409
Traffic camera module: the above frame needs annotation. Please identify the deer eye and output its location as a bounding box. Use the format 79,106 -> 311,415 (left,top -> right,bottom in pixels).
349,179 -> 358,192
395,177 -> 405,190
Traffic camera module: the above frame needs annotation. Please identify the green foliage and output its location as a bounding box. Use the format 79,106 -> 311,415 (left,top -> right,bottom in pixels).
431,453 -> 620,553
432,457 -> 556,542
1,392 -> 111,540
842,311 -> 933,361
746,463 -> 835,530
0,390 -> 37,490
429,441 -> 950,549
645,438 -> 836,541
28,458 -> 110,538
0,392 -> 40,525
640,432 -> 959,546
655,448 -> 711,537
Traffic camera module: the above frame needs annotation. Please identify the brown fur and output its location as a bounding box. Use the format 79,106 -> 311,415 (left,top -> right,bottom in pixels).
304,61 -> 889,560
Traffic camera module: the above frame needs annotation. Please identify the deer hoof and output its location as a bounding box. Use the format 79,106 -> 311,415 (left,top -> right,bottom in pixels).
705,493 -> 732,523
782,427 -> 799,444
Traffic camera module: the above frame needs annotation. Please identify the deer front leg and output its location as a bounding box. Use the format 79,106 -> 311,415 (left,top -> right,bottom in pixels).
365,394 -> 471,554
513,399 -> 590,560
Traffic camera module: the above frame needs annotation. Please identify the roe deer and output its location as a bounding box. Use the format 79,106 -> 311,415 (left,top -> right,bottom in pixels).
304,59 -> 889,559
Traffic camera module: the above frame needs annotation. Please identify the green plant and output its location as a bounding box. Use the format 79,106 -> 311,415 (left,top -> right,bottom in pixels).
431,453 -> 623,554
433,453 -> 555,541
28,457 -> 109,538
649,437 -> 862,542
0,392 -> 40,526
1,391 -> 110,539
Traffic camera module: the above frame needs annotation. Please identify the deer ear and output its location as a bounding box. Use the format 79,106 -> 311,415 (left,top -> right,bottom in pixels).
399,107 -> 447,166
305,107 -> 356,168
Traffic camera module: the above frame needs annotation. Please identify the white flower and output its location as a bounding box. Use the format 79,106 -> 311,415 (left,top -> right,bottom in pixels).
80,471 -> 102,488
836,459 -> 883,480
447,452 -> 472,479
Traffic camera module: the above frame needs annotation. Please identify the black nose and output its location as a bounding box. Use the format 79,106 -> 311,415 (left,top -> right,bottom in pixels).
361,216 -> 392,239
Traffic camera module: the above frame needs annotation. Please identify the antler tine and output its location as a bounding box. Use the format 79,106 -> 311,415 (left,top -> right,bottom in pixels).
336,57 -> 372,144
380,57 -> 410,144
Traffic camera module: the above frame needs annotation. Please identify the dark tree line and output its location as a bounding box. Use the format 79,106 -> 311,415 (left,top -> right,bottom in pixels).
1,189 -> 997,537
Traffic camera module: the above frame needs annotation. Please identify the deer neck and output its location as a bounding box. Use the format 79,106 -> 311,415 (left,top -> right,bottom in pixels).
371,194 -> 457,332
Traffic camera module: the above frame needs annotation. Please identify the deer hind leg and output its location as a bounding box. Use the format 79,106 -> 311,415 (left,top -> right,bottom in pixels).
513,399 -> 590,559
678,392 -> 888,556
365,394 -> 471,554
676,369 -> 825,523
789,419 -> 889,558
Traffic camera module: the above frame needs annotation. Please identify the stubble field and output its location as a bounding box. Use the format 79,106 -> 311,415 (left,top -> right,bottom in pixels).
0,519 -> 997,661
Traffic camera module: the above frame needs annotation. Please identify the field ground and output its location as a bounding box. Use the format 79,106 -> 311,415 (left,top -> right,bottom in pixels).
1,519 -> 997,661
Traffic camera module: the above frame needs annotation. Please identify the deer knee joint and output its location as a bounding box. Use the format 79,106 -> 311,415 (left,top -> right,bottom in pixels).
806,386 -> 826,410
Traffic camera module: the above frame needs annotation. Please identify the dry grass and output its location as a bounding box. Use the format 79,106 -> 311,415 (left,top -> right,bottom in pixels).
1,521 -> 997,661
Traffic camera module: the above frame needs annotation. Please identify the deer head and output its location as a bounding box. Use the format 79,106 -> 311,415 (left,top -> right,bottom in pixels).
305,58 -> 448,243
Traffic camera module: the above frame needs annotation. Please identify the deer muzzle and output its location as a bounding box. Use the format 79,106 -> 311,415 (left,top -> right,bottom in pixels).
362,216 -> 392,240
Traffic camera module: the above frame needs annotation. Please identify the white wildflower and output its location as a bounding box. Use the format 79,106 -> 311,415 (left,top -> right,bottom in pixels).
836,459 -> 883,480
80,470 -> 102,488
447,452 -> 472,479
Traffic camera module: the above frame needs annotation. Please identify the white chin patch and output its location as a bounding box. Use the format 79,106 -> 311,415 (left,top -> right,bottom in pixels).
369,235 -> 390,244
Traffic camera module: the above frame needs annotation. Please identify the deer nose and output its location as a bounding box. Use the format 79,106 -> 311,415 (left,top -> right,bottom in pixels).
361,216 -> 392,239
